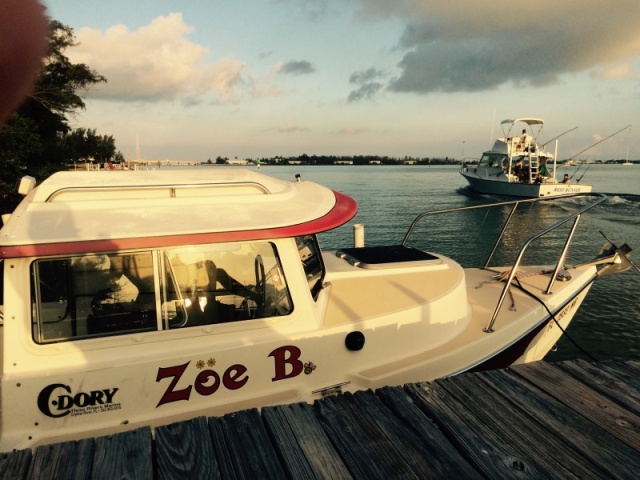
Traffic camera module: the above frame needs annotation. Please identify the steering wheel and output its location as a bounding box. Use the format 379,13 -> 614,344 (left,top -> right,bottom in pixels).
254,255 -> 266,317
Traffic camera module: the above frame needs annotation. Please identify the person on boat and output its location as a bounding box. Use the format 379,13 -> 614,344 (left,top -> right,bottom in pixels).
518,167 -> 529,183
562,173 -> 570,183
519,129 -> 532,151
512,162 -> 522,178
534,173 -> 543,184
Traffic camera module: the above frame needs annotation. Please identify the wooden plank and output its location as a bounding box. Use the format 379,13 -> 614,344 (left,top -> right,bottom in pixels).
207,408 -> 285,479
207,416 -> 240,480
396,375 -> 589,478
441,372 -> 597,478
510,361 -> 640,452
91,427 -> 153,480
26,443 -> 63,480
555,359 -> 640,416
406,378 -> 556,479
0,449 -> 32,480
597,360 -> 640,400
52,439 -> 95,480
314,392 -> 419,479
484,366 -> 640,478
262,402 -> 352,479
155,417 -> 220,480
367,387 -> 483,479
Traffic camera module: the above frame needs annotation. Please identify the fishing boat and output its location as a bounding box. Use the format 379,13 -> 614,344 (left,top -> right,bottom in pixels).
460,118 -> 593,198
0,169 -> 634,452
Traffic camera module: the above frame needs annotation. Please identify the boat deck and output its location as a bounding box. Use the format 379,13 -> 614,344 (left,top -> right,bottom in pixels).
3,359 -> 639,479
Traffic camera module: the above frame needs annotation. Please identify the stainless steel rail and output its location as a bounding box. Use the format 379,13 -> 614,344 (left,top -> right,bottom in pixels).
401,193 -> 608,332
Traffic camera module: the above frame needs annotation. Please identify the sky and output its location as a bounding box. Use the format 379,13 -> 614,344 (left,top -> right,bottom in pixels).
42,0 -> 640,162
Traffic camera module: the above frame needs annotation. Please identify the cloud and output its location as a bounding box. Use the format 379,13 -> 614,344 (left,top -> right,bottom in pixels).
350,1 -> 640,94
277,123 -> 310,133
591,63 -> 640,81
348,67 -> 387,102
68,13 -> 247,103
280,60 -> 316,75
336,127 -> 370,135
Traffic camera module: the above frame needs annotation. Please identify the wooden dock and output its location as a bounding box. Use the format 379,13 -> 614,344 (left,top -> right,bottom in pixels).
2,359 -> 639,479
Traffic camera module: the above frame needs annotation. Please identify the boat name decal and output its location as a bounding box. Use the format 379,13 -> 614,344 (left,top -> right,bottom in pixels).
37,384 -> 120,418
554,298 -> 579,323
552,186 -> 584,193
156,361 -> 249,407
155,345 -> 313,408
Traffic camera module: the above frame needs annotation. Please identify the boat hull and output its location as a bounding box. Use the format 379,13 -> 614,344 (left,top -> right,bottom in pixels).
461,169 -> 593,198
0,259 -> 597,452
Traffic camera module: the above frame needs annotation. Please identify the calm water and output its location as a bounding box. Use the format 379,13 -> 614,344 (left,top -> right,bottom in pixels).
184,163 -> 640,362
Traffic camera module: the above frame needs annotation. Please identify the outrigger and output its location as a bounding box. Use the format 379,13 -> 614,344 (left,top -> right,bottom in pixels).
0,169 -> 634,451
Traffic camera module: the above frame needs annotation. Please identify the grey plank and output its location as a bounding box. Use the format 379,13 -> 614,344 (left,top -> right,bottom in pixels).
91,427 -> 153,480
207,408 -> 286,479
53,439 -> 95,480
445,370 -> 610,479
510,361 -> 640,452
406,379 -> 549,479
207,417 -> 241,480
555,359 -> 640,416
0,449 -> 32,480
485,366 -> 640,479
597,360 -> 640,400
26,443 -> 63,480
363,387 -> 483,479
314,392 -> 420,479
262,402 -> 352,480
155,417 -> 220,480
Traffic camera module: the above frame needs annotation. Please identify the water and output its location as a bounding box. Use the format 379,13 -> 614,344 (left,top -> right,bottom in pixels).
164,162 -> 639,362
255,163 -> 640,363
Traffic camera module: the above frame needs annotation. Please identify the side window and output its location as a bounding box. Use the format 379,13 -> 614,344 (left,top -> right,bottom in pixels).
30,243 -> 293,341
296,235 -> 325,300
162,242 -> 292,328
32,252 -> 156,343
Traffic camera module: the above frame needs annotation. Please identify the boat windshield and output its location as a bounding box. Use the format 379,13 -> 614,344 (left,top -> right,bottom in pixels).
478,153 -> 507,168
30,241 -> 293,344
296,235 -> 325,300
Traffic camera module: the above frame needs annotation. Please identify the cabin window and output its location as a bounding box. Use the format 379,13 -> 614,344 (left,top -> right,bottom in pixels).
31,252 -> 157,343
296,235 -> 325,300
30,242 -> 292,343
161,242 -> 292,328
478,154 -> 507,168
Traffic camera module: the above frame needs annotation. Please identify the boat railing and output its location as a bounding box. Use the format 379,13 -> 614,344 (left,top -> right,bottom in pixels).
401,193 -> 608,333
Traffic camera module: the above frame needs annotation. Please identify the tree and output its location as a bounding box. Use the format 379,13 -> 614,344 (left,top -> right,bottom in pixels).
62,128 -> 116,163
0,19 -> 107,196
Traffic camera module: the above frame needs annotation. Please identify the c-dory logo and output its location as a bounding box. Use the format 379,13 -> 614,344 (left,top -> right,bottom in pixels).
37,383 -> 120,418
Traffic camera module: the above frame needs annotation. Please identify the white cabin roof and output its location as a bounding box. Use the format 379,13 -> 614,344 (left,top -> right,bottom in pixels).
501,118 -> 544,126
0,169 -> 357,258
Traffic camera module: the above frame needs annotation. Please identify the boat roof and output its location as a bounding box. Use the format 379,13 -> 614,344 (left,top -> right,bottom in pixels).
501,118 -> 544,126
0,169 -> 358,258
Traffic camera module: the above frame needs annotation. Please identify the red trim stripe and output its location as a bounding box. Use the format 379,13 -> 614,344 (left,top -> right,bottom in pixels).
1,190 -> 357,258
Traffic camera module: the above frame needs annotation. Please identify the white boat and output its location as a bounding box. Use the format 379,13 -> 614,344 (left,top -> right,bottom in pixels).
460,118 -> 593,197
0,169 -> 633,451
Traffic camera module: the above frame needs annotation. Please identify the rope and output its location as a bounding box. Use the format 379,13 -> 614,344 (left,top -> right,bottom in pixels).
476,270 -> 597,360
512,276 -> 598,361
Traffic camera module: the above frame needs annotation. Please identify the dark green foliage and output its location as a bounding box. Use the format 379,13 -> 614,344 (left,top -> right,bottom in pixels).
0,19 -> 110,195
